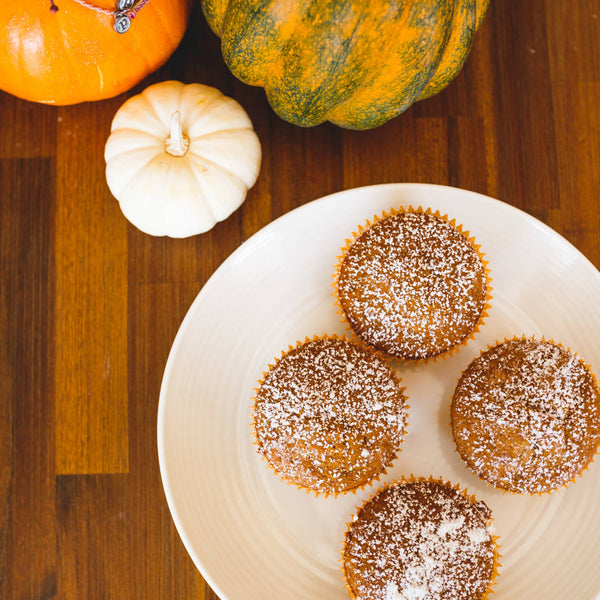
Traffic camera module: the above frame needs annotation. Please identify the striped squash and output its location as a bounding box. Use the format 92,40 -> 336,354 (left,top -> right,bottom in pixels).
201,0 -> 489,129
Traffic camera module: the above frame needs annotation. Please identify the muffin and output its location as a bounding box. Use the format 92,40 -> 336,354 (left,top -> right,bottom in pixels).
253,335 -> 408,495
342,477 -> 499,600
335,207 -> 490,361
451,337 -> 600,494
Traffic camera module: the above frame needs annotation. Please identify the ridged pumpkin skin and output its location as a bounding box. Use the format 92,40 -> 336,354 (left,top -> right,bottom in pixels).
201,0 -> 489,129
0,0 -> 192,105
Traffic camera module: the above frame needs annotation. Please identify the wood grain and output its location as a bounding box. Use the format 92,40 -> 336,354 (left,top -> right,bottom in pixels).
2,1 -> 600,599
1,157 -> 56,599
54,102 -> 129,476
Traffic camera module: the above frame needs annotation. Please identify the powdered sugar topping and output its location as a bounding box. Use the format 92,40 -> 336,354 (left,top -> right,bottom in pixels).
343,480 -> 496,600
452,338 -> 600,493
254,337 -> 407,493
337,211 -> 487,359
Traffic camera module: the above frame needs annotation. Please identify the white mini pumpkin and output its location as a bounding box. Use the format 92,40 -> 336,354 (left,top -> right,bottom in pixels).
104,80 -> 261,238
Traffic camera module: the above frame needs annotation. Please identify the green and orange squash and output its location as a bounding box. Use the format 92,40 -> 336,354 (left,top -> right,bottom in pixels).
201,0 -> 489,129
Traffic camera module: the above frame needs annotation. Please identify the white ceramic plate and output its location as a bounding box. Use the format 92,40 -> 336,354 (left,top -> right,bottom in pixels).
158,183 -> 600,600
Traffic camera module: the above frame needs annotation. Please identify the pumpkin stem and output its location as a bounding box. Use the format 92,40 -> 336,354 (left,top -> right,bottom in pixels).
165,111 -> 190,157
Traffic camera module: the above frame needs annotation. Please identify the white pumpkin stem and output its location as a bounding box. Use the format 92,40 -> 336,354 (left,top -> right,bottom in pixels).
165,111 -> 190,157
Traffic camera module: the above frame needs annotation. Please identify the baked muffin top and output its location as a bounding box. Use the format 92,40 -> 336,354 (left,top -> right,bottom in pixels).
336,209 -> 488,360
253,336 -> 408,494
343,479 -> 497,600
452,338 -> 600,494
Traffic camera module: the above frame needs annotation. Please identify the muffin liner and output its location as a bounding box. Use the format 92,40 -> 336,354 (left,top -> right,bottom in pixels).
332,206 -> 493,365
340,474 -> 501,600
251,333 -> 410,497
450,335 -> 600,496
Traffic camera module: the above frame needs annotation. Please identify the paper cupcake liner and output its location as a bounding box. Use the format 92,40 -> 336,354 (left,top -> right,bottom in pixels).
450,335 -> 600,496
251,333 -> 410,497
340,474 -> 501,600
332,205 -> 493,365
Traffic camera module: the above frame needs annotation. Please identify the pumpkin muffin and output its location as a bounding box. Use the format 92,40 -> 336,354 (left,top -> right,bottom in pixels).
335,207 -> 490,361
451,337 -> 600,494
342,478 -> 499,600
253,335 -> 408,495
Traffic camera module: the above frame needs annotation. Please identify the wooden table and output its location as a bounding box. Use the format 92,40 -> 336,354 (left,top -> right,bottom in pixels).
1,2 -> 600,598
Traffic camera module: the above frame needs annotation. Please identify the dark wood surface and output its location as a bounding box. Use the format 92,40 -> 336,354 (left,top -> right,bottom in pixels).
2,1 -> 600,598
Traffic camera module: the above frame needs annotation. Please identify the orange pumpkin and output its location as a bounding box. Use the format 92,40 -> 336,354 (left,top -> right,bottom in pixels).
0,0 -> 192,105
